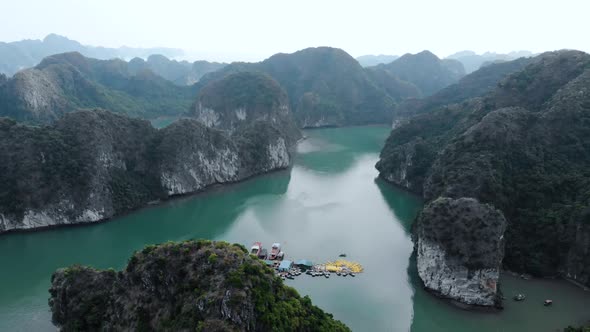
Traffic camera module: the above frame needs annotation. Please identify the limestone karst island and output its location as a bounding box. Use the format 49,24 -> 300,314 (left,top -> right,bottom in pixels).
1,1 -> 589,331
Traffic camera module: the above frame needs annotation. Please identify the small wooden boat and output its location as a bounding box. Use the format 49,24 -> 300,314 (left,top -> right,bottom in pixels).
339,253 -> 347,257
544,299 -> 553,306
513,294 -> 526,301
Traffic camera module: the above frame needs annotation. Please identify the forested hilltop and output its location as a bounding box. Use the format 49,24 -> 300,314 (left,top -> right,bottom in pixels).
49,240 -> 350,331
373,50 -> 465,96
0,52 -> 197,123
0,47 -> 466,128
200,48 -> 467,128
377,50 -> 590,306
0,72 -> 300,233
198,47 -> 402,127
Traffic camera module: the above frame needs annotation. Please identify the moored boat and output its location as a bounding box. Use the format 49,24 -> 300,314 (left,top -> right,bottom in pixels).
269,243 -> 282,260
250,242 -> 262,256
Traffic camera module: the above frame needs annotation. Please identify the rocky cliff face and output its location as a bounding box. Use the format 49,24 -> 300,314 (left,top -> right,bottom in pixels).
377,50 -> 590,305
0,107 -> 298,233
415,197 -> 506,306
191,72 -> 301,144
157,120 -> 241,196
49,240 -> 350,331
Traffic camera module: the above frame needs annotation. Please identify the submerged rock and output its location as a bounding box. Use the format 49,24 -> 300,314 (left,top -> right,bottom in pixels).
49,240 -> 350,331
415,197 -> 506,307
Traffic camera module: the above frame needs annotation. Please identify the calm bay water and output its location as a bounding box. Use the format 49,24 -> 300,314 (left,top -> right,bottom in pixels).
0,126 -> 589,331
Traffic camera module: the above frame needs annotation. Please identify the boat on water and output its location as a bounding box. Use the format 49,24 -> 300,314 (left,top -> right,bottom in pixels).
513,294 -> 526,301
269,243 -> 282,260
544,299 -> 553,306
250,242 -> 262,256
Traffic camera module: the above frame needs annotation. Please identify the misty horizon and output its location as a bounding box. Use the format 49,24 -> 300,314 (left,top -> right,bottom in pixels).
0,32 -> 548,64
2,0 -> 588,63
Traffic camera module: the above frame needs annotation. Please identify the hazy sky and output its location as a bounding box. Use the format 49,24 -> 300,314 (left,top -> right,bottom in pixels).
2,0 -> 588,62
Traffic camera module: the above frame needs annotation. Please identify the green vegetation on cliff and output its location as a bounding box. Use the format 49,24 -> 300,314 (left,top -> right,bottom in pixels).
191,72 -> 301,144
0,52 -> 196,123
198,47 -> 403,127
49,240 -> 350,331
377,50 -> 590,285
0,103 -> 297,232
375,51 -> 465,96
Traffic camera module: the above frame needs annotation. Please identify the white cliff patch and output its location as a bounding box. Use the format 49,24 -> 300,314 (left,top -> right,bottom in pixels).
235,108 -> 247,121
266,138 -> 290,169
196,103 -> 221,127
76,209 -> 105,222
384,142 -> 415,190
21,209 -> 68,229
0,213 -> 8,232
417,237 -> 500,306
14,69 -> 65,117
161,173 -> 188,196
279,104 -> 289,115
161,147 -> 240,196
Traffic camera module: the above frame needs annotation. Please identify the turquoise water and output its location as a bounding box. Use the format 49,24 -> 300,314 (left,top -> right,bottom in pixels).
0,126 -> 589,331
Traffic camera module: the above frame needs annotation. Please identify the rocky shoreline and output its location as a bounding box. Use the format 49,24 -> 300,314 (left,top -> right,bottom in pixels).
0,166 -> 292,236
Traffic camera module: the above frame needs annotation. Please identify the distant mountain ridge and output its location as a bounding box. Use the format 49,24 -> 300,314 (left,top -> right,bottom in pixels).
128,54 -> 226,86
375,51 -> 466,96
0,34 -> 184,76
356,54 -> 399,67
446,50 -> 535,73
392,57 -> 534,120
0,52 -> 196,123
0,46 -> 468,128
198,47 -> 409,127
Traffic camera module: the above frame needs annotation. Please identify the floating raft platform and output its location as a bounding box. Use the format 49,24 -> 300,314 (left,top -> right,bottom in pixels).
317,259 -> 364,273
